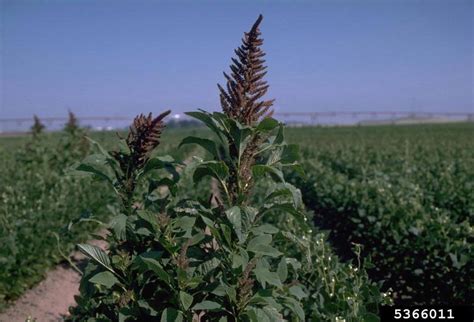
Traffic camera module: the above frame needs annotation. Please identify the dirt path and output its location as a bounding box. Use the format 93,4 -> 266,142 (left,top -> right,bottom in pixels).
0,239 -> 107,322
0,265 -> 80,322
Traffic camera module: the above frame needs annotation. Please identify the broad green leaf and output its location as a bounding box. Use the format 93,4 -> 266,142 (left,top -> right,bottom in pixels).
220,223 -> 232,246
228,119 -> 253,161
277,258 -> 288,282
251,224 -> 279,235
160,308 -> 183,322
225,206 -> 243,243
76,163 -> 112,183
139,256 -> 171,284
283,296 -> 305,321
254,261 -> 283,288
188,232 -> 206,246
179,291 -> 194,311
142,156 -> 179,180
85,137 -> 113,158
173,216 -> 196,232
193,161 -> 229,183
232,253 -> 244,269
257,117 -> 279,132
284,162 -> 306,179
245,307 -> 270,322
262,306 -> 284,321
260,203 -> 302,218
89,271 -> 119,288
185,111 -> 225,143
142,157 -> 166,172
225,285 -> 237,303
248,244 -> 282,257
247,234 -> 272,249
192,300 -> 222,311
109,213 -> 127,241
264,187 -> 293,202
179,136 -> 219,158
289,285 -> 307,300
266,183 -> 303,209
251,165 -> 284,182
212,112 -> 231,131
274,125 -> 284,144
137,300 -> 159,316
280,144 -> 299,164
137,210 -> 158,228
77,244 -> 114,273
139,251 -> 163,260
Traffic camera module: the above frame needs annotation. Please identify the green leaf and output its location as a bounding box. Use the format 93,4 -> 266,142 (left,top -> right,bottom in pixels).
139,256 -> 171,284
264,187 -> 293,201
280,144 -> 299,164
265,183 -> 303,209
142,157 -> 166,172
179,136 -> 219,158
185,111 -> 225,143
288,285 -> 307,300
228,119 -> 253,161
261,203 -> 302,218
251,224 -> 279,235
257,117 -> 279,132
363,312 -> 380,322
254,264 -> 283,288
142,156 -> 179,180
262,306 -> 284,320
173,216 -> 196,232
193,161 -> 229,184
225,285 -> 237,303
252,165 -> 284,182
225,206 -> 243,243
77,244 -> 114,273
109,213 -> 127,241
139,251 -> 163,260
85,137 -> 113,158
285,162 -> 306,178
277,258 -> 288,282
179,291 -> 194,311
247,235 -> 281,257
248,244 -> 282,257
247,234 -> 272,249
160,308 -> 183,322
283,296 -> 305,321
137,210 -> 158,228
192,300 -> 222,311
274,125 -> 284,144
220,223 -> 232,246
188,232 -> 206,246
89,271 -> 119,288
76,163 -> 112,183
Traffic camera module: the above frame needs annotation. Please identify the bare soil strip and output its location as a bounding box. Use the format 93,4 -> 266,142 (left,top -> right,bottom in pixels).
0,239 -> 107,322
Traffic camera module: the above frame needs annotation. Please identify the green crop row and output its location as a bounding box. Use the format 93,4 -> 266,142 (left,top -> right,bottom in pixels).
286,123 -> 473,305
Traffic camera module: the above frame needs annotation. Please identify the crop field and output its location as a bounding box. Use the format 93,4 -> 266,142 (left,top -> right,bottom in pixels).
1,121 -> 472,320
286,123 -> 473,305
1,9 -> 472,321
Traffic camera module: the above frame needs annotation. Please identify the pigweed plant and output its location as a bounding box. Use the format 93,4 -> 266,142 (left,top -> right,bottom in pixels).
31,115 -> 45,138
68,15 -> 387,321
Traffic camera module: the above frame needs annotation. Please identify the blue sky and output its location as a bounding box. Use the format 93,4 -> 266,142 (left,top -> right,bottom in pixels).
1,0 -> 472,119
